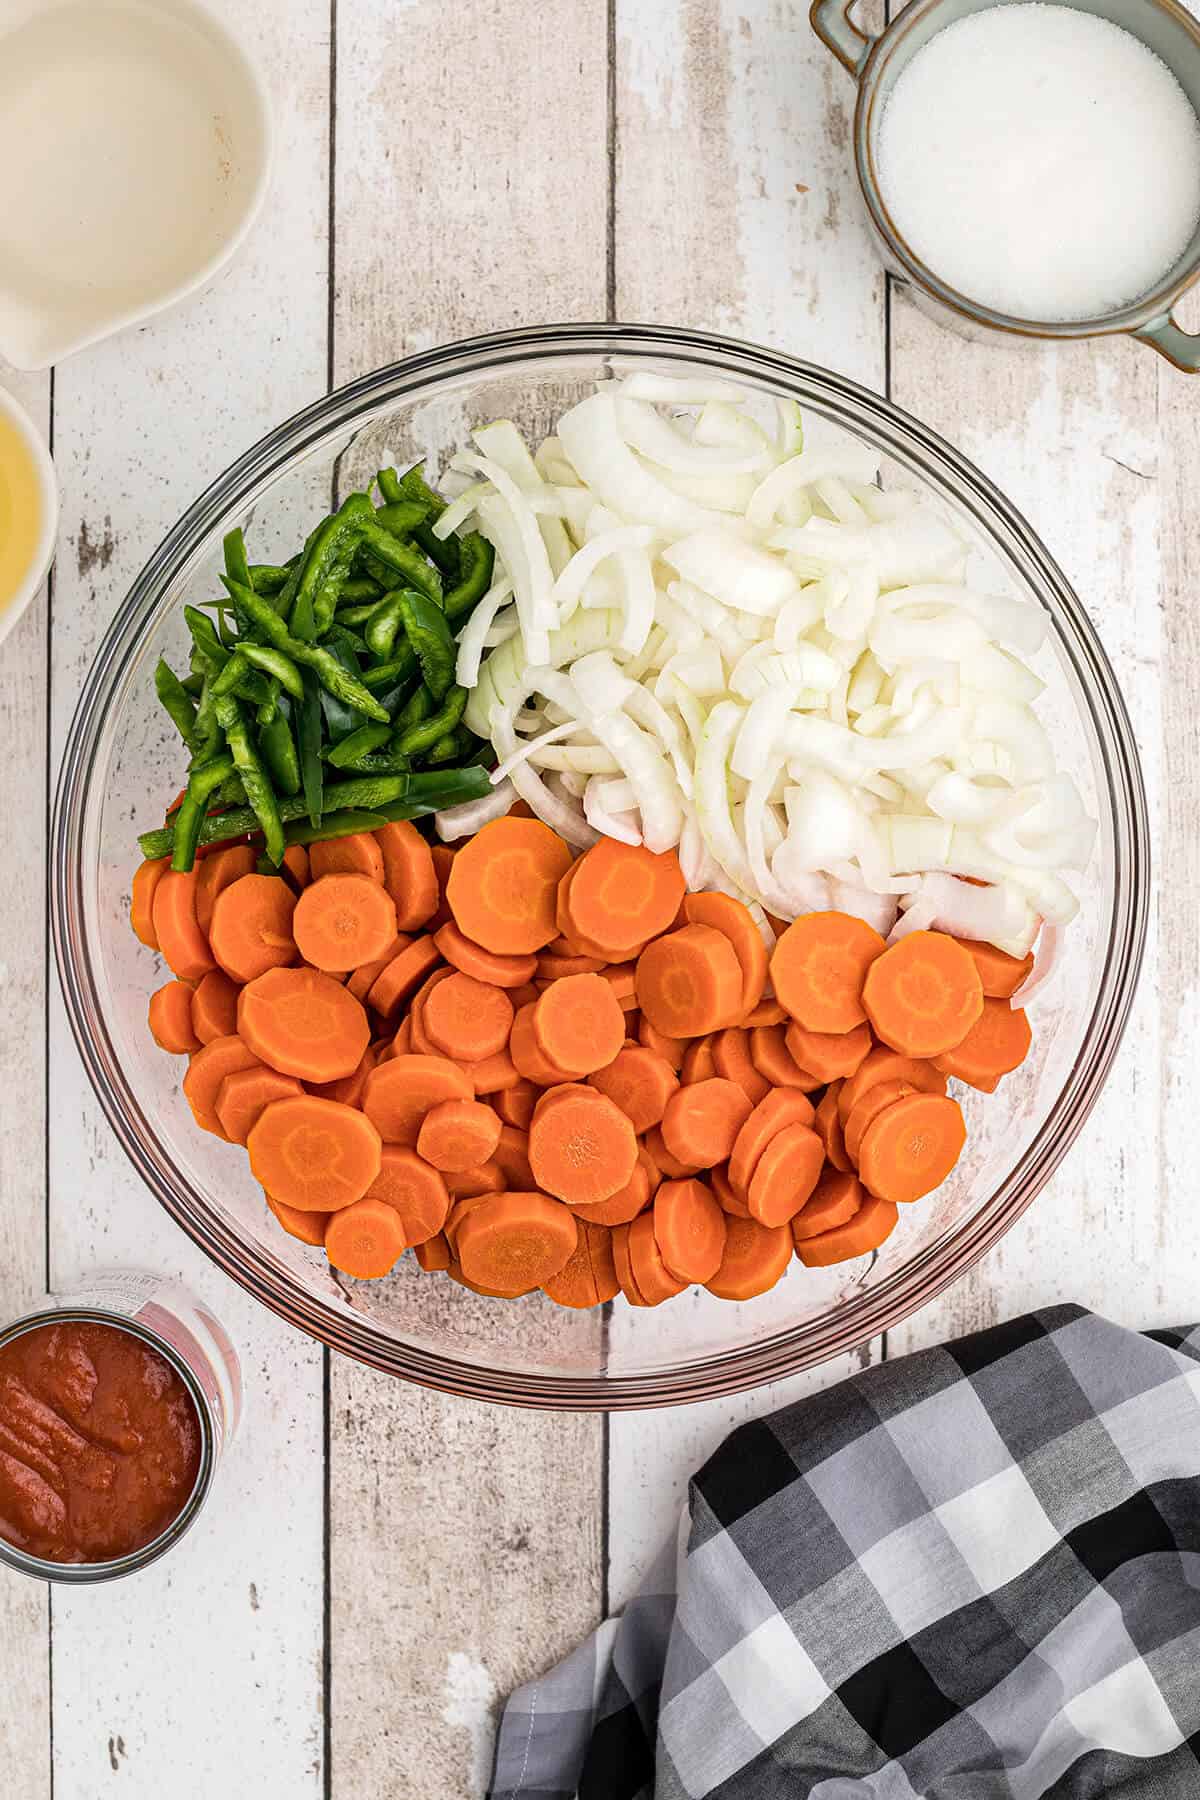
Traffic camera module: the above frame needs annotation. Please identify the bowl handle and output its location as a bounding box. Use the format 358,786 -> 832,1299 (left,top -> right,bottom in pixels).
809,0 -> 877,75
1134,311 -> 1200,373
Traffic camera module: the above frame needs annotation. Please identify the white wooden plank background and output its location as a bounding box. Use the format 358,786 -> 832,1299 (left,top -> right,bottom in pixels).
0,0 -> 1193,1793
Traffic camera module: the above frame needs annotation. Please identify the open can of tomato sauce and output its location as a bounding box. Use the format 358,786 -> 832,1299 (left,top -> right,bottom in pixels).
0,1270 -> 241,1583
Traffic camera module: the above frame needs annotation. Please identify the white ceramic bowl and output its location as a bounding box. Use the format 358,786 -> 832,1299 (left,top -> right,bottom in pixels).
0,385 -> 58,649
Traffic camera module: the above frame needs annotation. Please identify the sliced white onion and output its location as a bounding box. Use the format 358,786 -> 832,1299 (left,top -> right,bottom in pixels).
435,781 -> 516,841
1010,924 -> 1062,1006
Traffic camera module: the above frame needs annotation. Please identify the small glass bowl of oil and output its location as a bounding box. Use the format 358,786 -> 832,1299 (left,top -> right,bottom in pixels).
0,387 -> 57,650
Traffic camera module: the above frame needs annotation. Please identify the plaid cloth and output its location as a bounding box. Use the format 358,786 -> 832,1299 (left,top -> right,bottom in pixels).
489,1307 -> 1200,1799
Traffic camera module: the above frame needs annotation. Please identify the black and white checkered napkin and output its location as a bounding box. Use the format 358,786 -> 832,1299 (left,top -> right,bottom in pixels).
489,1306 -> 1200,1799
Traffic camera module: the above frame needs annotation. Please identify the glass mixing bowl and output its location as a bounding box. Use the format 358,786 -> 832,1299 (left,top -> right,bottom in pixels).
51,324 -> 1148,1409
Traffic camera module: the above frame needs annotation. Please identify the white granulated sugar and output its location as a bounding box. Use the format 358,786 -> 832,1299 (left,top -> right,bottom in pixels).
876,3 -> 1200,322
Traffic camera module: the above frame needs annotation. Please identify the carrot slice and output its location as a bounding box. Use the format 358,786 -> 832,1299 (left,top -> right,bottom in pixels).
310,832 -> 384,884
528,1087 -> 638,1205
291,873 -> 398,973
247,1095 -> 382,1212
710,1163 -> 750,1219
844,1079 -> 914,1167
446,1258 -> 535,1299
365,1145 -> 451,1245
237,965 -> 369,1083
637,1018 -> 686,1071
509,1003 -> 577,1086
587,1046 -> 678,1134
414,1231 -> 452,1272
208,874 -> 298,985
508,982 -> 540,1011
704,1216 -> 793,1300
953,936 -> 1035,1000
417,1099 -> 502,1172
190,969 -> 240,1045
660,1078 -> 753,1171
711,1028 -> 771,1104
420,971 -> 514,1063
429,843 -> 456,931
152,869 -> 218,982
747,1123 -> 825,1227
620,1210 -> 685,1304
815,1081 -> 853,1173
532,972 -> 626,1077
728,1088 -> 819,1198
455,1191 -> 578,1295
215,1065 -> 304,1145
496,1079 -> 538,1131
266,1194 -> 329,1247
683,891 -> 768,1022
562,840 -> 686,957
791,1168 -> 865,1243
433,921 -> 537,989
642,1124 -> 703,1179
345,933 -> 410,1002
131,856 -> 169,948
681,1035 -> 717,1085
795,1192 -> 899,1266
148,980 -> 201,1055
741,997 -> 787,1028
447,816 -> 572,954
308,1042 -> 381,1109
749,1024 -> 821,1091
324,1196 -> 407,1278
611,1222 -> 649,1306
195,845 -> 257,937
281,845 -> 311,893
653,1178 -> 726,1284
838,1047 -> 948,1125
933,998 -> 1032,1090
182,1035 -> 262,1138
444,1159 -> 507,1198
783,1020 -> 872,1085
370,819 -> 435,930
771,911 -> 886,1033
537,949 -> 607,979
601,964 -> 638,1005
857,1092 -> 967,1204
862,930 -> 984,1058
362,1053 -> 473,1146
636,925 -> 743,1039
567,1153 -> 651,1226
542,1216 -> 619,1309
366,936 -> 442,1021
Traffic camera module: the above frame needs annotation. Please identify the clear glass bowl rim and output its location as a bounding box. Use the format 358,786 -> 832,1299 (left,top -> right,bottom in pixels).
50,322 -> 1149,1410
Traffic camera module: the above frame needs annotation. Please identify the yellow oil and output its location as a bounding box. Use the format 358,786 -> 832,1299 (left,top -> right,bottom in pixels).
0,409 -> 43,611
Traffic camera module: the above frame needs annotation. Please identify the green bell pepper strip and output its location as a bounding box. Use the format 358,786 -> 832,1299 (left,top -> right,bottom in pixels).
387,464 -> 462,578
223,579 -> 390,723
290,492 -> 374,634
154,658 -> 198,748
395,682 -> 433,734
256,675 -> 280,728
218,771 -> 248,807
356,520 -> 443,603
395,685 -> 468,757
209,650 -> 273,709
181,672 -> 204,697
223,527 -> 253,592
322,749 -> 412,776
239,642 -> 305,701
170,753 -> 235,873
282,809 -> 390,847
443,531 -> 495,623
248,563 -> 291,598
398,590 -> 456,700
213,693 -> 286,865
323,722 -> 393,769
259,712 -> 302,796
423,723 -> 473,767
373,499 -> 428,539
318,628 -> 370,741
338,577 -> 384,605
334,602 -> 381,627
185,605 -> 230,676
297,669 -> 324,828
364,589 -> 406,659
361,649 -> 418,691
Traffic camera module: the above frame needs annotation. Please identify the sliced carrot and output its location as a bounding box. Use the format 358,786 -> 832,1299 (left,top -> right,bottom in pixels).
216,1065 -> 305,1145
749,1024 -> 821,1090
446,1258 -> 534,1300
528,1087 -> 638,1205
660,1078 -> 753,1171
495,1079 -> 538,1131
954,936 -> 1035,1000
433,920 -> 537,989
862,930 -> 984,1057
281,844 -> 311,893
419,970 -> 514,1064
247,1094 -> 382,1212
783,1020 -> 872,1086
683,891 -> 768,1022
509,1003 -> 576,1086
292,873 -> 398,973
838,1047 -> 949,1125
195,844 -> 257,937
600,964 -> 638,1005
152,869 -> 218,982
345,933 -> 410,1002
444,1159 -> 506,1198
681,1035 -> 717,1085
747,1123 -> 825,1227
429,843 -> 456,931
791,1168 -> 865,1243
587,1046 -> 678,1134
653,1178 -> 726,1284
443,1190 -> 492,1253
324,1197 -> 407,1279
208,874 -> 298,985
365,1145 -> 451,1245
373,819 -> 437,930
388,1018 -> 413,1058
266,1194 -> 330,1248
508,981 -> 540,1011
182,1035 -> 262,1138
310,832 -> 384,884
414,1231 -> 452,1272
148,980 -> 201,1055
455,1191 -> 578,1295
366,935 -> 442,1021
741,996 -> 787,1028
308,1042 -> 380,1110
710,1163 -> 750,1219
362,1053 -> 473,1146
636,1017 -> 686,1071
771,911 -> 886,1033
567,1153 -> 651,1225
537,949 -> 607,979
417,1099 -> 502,1172
190,969 -> 240,1045
636,924 -> 743,1039
562,840 -> 686,957
933,998 -> 1032,1090
711,1028 -> 771,1104
447,816 -> 572,954
728,1088 -> 819,1198
643,1124 -> 703,1179
237,965 -> 369,1083
486,1124 -> 535,1190
131,856 -> 169,948
704,1216 -> 793,1300
611,1222 -> 648,1306
531,972 -> 626,1077
844,1079 -> 914,1167
795,1192 -> 899,1266
815,1081 -> 853,1173
542,1217 -> 619,1309
623,1209 -> 687,1304
858,1091 -> 967,1204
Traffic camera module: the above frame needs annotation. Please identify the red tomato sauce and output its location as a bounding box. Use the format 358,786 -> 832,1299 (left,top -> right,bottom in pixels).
0,1320 -> 201,1564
